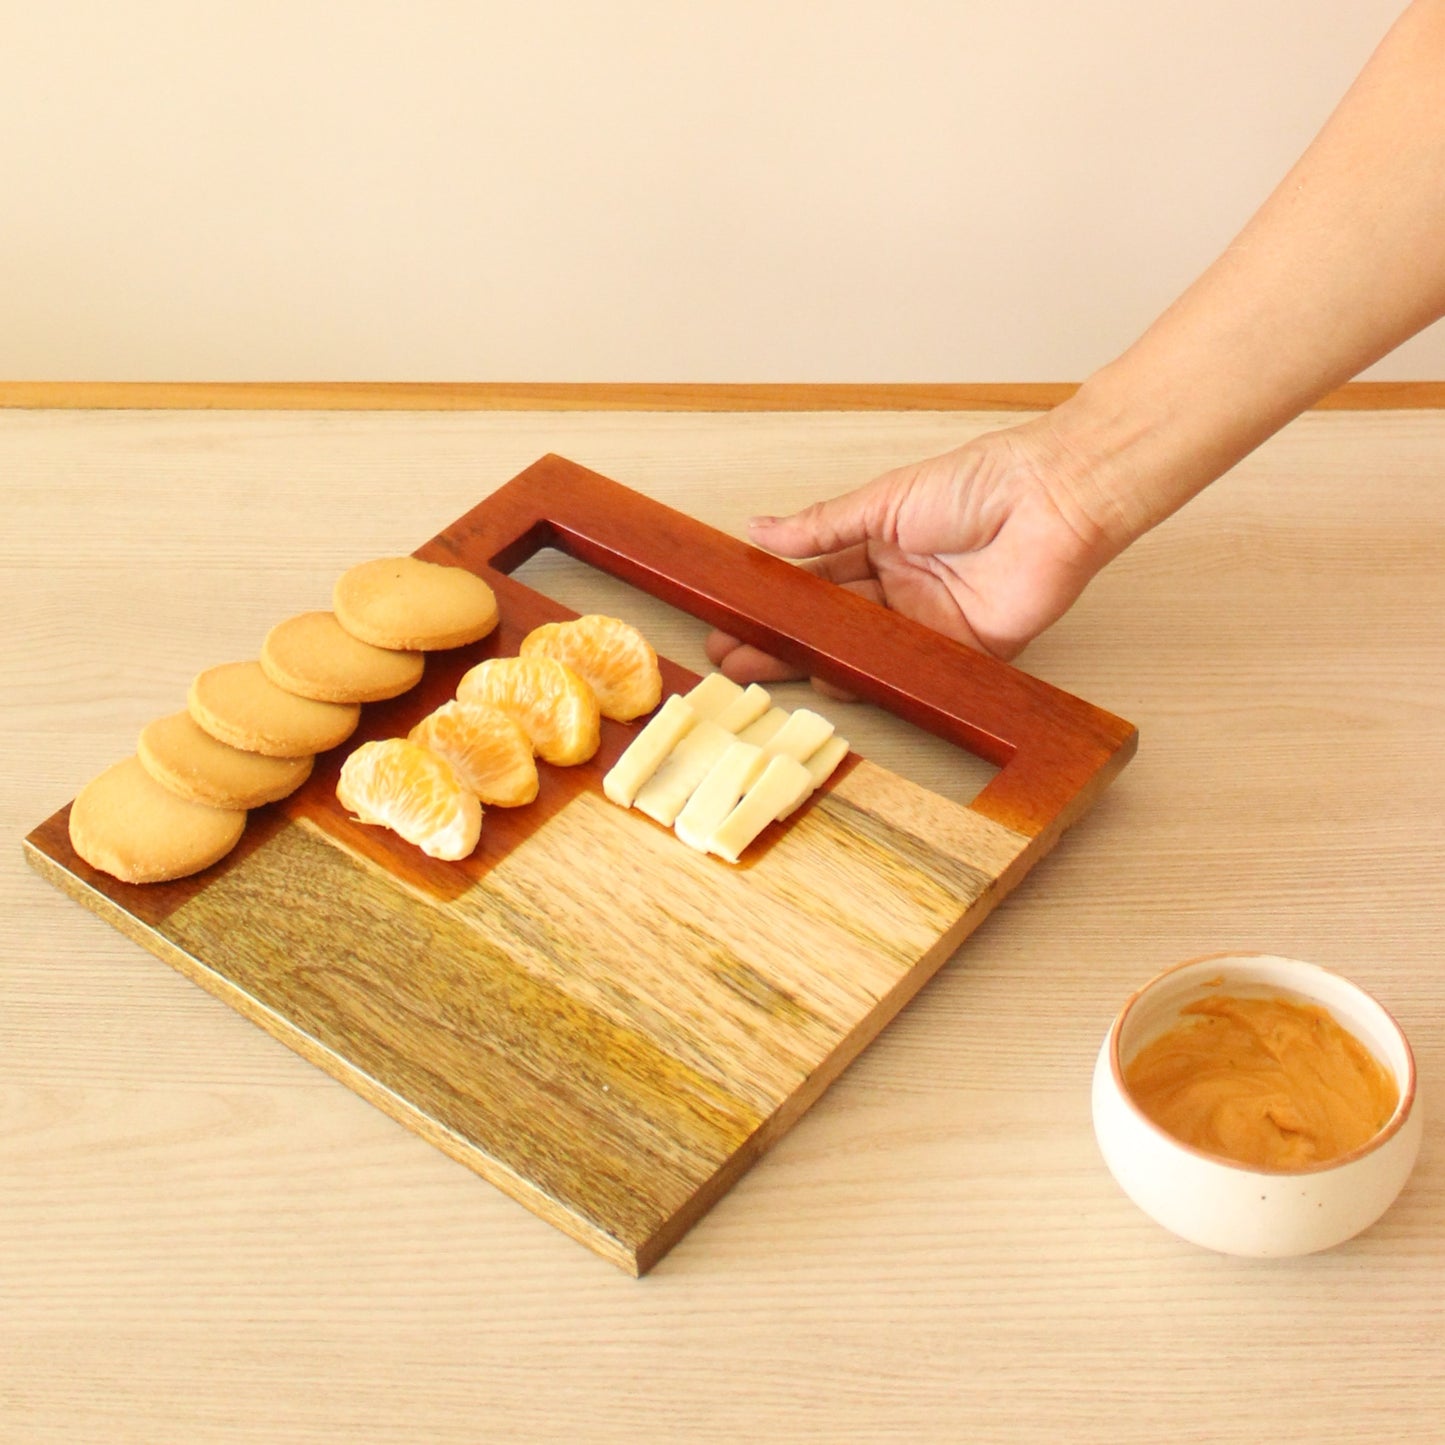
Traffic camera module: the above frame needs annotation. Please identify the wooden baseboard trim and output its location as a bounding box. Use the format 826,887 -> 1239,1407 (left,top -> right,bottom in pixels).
1,380 -> 1442,412
0,381 -> 1076,411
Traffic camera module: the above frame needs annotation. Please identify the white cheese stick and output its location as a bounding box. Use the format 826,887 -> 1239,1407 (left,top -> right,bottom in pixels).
763,708 -> 834,763
633,719 -> 734,826
712,682 -> 772,733
674,739 -> 766,852
803,733 -> 850,788
778,734 -> 850,819
601,694 -> 696,807
737,706 -> 789,747
707,755 -> 814,863
684,673 -> 744,722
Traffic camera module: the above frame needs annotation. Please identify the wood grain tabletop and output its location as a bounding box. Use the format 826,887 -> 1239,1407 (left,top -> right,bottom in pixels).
4,398 -> 1443,1443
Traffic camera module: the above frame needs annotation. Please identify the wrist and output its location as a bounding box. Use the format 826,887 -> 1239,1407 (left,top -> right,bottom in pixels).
1032,361 -> 1220,554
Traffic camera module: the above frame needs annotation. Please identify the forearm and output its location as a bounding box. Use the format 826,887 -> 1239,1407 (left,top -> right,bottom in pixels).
1046,0 -> 1445,549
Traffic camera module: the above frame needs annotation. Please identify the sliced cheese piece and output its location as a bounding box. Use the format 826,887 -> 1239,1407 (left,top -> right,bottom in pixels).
763,707 -> 835,763
778,734 -> 850,819
674,739 -> 766,852
708,755 -> 813,863
737,706 -> 789,747
712,682 -> 772,733
602,694 -> 696,807
684,673 -> 744,722
802,733 -> 850,789
633,719 -> 734,825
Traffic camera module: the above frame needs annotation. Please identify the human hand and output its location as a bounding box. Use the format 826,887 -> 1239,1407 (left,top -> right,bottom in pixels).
705,416 -> 1127,686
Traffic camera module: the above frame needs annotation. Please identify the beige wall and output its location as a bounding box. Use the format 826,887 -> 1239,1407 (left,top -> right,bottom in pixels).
3,0 -> 1438,382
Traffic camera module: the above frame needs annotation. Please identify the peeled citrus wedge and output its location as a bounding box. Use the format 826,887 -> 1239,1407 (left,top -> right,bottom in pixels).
408,699 -> 539,807
520,614 -> 662,722
336,737 -> 482,861
456,656 -> 601,766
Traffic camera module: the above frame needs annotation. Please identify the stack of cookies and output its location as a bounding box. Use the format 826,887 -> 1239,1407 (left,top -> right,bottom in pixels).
67,557 -> 500,884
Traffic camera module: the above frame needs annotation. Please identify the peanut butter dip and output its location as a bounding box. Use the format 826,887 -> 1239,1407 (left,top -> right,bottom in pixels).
1123,994 -> 1398,1169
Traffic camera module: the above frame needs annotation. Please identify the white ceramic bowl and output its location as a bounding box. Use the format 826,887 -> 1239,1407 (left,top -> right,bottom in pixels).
1092,952 -> 1421,1256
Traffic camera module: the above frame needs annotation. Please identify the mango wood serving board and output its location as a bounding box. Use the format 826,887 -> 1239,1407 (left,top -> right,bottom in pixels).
24,455 -> 1136,1274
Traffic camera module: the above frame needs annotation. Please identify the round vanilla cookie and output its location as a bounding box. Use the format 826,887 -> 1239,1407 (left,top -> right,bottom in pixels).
261,610 -> 425,703
69,756 -> 247,884
139,710 -> 314,809
333,556 -> 499,651
189,661 -> 361,758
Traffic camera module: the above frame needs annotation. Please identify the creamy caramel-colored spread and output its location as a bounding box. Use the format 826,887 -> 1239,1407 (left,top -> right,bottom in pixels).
1123,994 -> 1398,1169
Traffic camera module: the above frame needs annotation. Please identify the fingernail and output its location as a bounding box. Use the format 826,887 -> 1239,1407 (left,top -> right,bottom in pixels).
747,515 -> 780,529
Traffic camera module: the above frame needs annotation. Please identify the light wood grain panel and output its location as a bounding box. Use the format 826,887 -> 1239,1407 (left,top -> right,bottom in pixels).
158,819 -> 760,1266
466,796 -> 881,1109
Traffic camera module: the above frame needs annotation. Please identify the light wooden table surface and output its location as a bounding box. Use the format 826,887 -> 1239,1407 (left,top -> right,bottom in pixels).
5,403 -> 1443,1443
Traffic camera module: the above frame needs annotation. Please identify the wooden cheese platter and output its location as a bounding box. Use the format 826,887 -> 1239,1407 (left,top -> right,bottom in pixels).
23,453 -> 1137,1274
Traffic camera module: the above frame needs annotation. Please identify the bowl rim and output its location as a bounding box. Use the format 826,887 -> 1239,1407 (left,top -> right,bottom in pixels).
1107,950 -> 1418,1177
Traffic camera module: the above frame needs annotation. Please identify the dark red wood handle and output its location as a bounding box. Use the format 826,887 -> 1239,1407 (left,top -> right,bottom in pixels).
426,454 -> 1137,841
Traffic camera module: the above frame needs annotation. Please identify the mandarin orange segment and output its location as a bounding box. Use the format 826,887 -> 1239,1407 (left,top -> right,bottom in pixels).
456,656 -> 601,766
408,699 -> 539,807
519,614 -> 662,722
336,737 -> 482,861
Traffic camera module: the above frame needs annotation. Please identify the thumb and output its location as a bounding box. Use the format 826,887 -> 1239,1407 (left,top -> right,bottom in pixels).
746,472 -> 902,559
